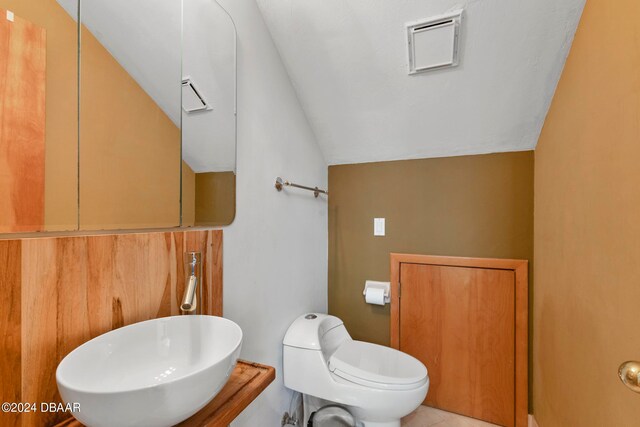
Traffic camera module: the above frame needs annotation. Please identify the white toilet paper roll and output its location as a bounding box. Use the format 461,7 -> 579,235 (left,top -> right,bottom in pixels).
365,287 -> 386,306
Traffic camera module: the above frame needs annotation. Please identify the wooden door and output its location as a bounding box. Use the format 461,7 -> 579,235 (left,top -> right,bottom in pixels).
391,254 -> 528,427
0,9 -> 46,232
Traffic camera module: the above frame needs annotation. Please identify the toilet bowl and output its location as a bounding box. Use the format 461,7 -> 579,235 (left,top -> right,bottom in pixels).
283,313 -> 429,427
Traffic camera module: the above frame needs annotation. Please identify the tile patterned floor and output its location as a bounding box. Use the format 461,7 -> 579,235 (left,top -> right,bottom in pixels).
402,406 -> 500,427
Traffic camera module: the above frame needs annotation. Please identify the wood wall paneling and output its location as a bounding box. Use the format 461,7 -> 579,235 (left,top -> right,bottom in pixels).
0,230 -> 222,427
0,240 -> 21,427
0,9 -> 46,232
21,238 -> 63,427
391,254 -> 528,427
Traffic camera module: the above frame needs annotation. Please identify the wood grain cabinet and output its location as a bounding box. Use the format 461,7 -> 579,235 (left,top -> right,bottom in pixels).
390,254 -> 528,427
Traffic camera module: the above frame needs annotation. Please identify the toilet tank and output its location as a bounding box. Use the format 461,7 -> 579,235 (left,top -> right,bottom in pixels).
283,314 -> 351,394
283,313 -> 350,352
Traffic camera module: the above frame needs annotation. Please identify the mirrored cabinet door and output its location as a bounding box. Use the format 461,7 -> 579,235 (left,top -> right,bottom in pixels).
182,0 -> 237,227
0,1 -> 79,233
0,0 -> 237,234
77,0 -> 183,230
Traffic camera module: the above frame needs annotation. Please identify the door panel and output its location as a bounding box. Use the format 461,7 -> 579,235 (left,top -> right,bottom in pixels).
400,263 -> 515,426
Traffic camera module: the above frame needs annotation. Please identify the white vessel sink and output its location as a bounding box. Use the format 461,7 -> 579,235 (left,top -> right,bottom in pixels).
56,315 -> 242,427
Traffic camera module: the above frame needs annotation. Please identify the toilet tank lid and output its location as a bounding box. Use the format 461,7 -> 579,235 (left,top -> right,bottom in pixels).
283,313 -> 344,350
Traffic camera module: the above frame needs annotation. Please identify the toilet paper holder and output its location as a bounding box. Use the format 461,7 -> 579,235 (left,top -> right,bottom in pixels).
363,280 -> 391,304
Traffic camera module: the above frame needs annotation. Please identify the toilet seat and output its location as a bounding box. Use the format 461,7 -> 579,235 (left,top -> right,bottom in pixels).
328,340 -> 427,391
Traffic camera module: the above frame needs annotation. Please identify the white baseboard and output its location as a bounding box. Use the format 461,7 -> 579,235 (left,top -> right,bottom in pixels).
528,414 -> 539,427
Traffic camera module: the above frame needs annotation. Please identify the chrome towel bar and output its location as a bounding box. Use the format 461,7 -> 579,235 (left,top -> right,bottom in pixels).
275,177 -> 328,198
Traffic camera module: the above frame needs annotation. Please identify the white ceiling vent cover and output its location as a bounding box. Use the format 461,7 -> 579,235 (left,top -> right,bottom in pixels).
407,10 -> 463,74
182,77 -> 212,113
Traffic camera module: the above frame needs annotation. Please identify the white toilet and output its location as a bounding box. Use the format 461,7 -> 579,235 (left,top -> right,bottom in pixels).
283,313 -> 429,427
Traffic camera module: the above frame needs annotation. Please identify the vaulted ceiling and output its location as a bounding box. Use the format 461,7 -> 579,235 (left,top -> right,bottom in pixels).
256,0 -> 586,165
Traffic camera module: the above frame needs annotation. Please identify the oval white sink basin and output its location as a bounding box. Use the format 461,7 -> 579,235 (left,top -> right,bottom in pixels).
56,315 -> 242,427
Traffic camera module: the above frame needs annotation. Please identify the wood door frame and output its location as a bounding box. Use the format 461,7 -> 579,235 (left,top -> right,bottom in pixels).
390,253 -> 528,427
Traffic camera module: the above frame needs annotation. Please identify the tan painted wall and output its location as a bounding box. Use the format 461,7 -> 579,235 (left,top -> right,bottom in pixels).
182,163 -> 196,227
533,0 -> 640,425
0,0 -> 78,231
328,151 -> 534,348
79,25 -> 181,230
195,172 -> 236,226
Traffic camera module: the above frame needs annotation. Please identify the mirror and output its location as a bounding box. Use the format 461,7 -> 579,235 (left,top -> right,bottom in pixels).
74,0 -> 184,230
0,0 -> 236,234
181,0 -> 237,227
0,0 -> 79,233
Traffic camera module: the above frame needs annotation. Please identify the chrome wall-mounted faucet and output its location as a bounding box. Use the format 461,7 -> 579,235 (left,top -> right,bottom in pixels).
181,252 -> 202,313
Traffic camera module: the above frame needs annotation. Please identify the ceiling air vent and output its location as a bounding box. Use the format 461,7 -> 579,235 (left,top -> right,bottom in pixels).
182,77 -> 211,113
407,10 -> 463,74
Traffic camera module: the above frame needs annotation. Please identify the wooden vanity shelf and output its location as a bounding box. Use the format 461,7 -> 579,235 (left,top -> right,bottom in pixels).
54,360 -> 275,427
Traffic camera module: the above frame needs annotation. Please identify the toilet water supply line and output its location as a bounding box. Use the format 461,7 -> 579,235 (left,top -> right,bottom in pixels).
281,391 -> 302,426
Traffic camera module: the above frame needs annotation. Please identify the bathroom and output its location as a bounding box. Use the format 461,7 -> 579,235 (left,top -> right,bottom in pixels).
0,0 -> 638,426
